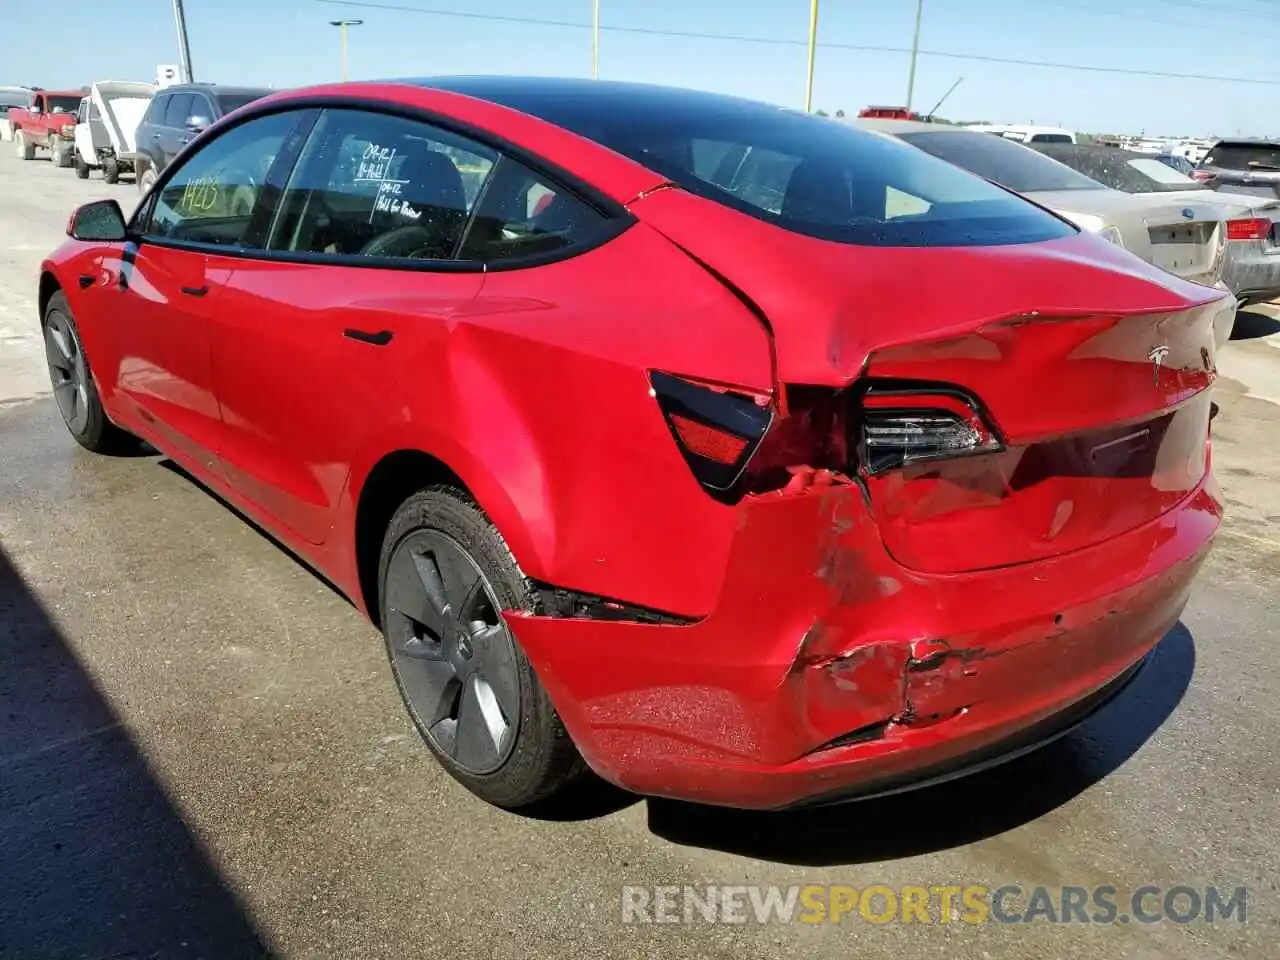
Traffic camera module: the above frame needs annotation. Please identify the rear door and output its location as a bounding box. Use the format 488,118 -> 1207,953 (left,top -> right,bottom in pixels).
209,107 -> 495,545
158,93 -> 193,167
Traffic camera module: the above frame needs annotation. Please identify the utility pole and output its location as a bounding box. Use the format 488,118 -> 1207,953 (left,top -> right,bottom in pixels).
804,0 -> 820,112
171,0 -> 194,83
591,0 -> 600,79
906,0 -> 924,110
329,19 -> 363,81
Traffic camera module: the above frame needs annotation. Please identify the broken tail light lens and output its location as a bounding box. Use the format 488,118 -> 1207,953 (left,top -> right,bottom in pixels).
650,370 -> 772,493
860,386 -> 1001,473
1226,217 -> 1272,241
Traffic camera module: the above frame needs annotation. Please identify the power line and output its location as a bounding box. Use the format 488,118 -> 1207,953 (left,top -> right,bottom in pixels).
313,0 -> 1280,86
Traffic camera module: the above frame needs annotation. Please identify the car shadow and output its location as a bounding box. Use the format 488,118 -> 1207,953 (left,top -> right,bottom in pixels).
1231,307 -> 1280,341
0,545 -> 274,958
644,624 -> 1195,865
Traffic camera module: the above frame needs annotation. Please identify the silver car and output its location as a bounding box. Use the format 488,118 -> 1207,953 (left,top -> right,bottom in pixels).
1033,143 -> 1280,308
855,119 -> 1237,346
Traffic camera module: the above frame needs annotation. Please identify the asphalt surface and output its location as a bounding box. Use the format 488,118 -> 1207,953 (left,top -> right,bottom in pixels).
2,150 -> 1279,958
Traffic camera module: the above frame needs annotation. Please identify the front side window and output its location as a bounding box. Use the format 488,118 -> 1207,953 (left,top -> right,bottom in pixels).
145,110 -> 300,246
268,108 -> 496,261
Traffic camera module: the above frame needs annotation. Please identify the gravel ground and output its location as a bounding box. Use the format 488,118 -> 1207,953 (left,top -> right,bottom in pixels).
1,149 -> 1278,959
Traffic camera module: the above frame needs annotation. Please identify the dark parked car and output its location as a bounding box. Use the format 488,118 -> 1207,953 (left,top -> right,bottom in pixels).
134,84 -> 272,192
1196,139 -> 1280,200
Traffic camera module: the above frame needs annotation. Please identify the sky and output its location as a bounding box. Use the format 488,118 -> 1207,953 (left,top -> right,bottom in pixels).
7,0 -> 1280,138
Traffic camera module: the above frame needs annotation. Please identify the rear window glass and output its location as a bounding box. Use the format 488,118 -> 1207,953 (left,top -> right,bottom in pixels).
1031,146 -> 1203,193
1203,142 -> 1280,171
216,92 -> 270,116
432,83 -> 1074,247
901,131 -> 1104,194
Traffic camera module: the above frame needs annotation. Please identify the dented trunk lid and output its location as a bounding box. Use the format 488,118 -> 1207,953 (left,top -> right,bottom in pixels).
632,188 -> 1231,572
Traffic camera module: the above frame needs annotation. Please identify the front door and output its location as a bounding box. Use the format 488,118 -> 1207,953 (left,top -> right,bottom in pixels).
102,107 -> 313,474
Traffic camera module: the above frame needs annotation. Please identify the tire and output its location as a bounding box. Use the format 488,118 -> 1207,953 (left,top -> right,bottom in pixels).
378,486 -> 586,809
103,156 -> 120,184
74,151 -> 90,179
42,292 -> 135,454
137,166 -> 157,194
15,129 -> 34,160
51,138 -> 73,168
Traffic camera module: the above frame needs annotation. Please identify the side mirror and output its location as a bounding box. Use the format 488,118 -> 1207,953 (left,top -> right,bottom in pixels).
29,105 -> 42,116
185,115 -> 210,133
67,199 -> 128,242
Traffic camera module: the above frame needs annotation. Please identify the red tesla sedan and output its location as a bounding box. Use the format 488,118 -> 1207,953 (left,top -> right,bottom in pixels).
40,78 -> 1226,810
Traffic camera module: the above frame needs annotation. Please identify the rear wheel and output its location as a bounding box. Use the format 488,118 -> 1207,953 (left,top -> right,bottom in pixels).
15,129 -> 34,160
74,151 -> 90,179
103,156 -> 120,184
137,167 -> 157,193
42,292 -> 134,454
378,487 -> 585,809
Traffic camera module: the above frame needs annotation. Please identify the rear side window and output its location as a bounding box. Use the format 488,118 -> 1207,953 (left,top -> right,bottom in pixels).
145,94 -> 168,124
268,108 -> 496,261
1203,142 -> 1280,171
459,156 -> 610,261
145,110 -> 300,246
163,93 -> 193,128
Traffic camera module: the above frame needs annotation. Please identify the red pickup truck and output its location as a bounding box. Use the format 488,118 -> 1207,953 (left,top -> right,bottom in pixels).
9,89 -> 82,164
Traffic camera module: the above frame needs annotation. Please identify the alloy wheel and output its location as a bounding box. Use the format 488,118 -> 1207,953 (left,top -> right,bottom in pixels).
384,530 -> 522,774
44,312 -> 90,436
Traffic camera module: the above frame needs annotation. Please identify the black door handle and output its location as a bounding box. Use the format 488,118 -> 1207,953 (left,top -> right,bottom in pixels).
343,328 -> 394,346
180,285 -> 209,297
78,274 -> 94,289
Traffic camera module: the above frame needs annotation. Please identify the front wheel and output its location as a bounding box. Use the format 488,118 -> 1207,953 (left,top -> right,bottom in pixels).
74,151 -> 90,179
51,138 -> 72,167
378,487 -> 586,809
43,292 -> 135,454
103,156 -> 120,184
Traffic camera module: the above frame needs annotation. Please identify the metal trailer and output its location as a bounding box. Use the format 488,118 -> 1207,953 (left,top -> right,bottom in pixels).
73,80 -> 155,182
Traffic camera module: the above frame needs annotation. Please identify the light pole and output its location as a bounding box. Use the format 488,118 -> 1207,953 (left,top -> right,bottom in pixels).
906,0 -> 924,111
329,19 -> 364,81
171,0 -> 194,83
591,0 -> 600,79
804,0 -> 819,112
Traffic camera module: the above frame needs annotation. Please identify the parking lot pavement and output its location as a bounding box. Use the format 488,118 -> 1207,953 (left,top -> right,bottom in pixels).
2,152 -> 1279,958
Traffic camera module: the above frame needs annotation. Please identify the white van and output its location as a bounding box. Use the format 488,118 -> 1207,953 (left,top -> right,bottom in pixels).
966,123 -> 1077,145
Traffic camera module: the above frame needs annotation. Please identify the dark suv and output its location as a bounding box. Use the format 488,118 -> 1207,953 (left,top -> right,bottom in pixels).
1197,139 -> 1280,200
135,84 -> 273,191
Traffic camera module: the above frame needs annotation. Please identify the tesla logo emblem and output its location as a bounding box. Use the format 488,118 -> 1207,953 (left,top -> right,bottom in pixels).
1148,345 -> 1170,386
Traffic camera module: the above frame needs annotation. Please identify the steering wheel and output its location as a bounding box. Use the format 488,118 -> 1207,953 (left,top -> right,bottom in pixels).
360,224 -> 436,259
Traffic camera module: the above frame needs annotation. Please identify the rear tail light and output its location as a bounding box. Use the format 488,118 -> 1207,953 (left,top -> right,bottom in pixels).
860,386 -> 1001,473
649,371 -> 772,494
653,374 -> 1001,498
1226,217 -> 1271,241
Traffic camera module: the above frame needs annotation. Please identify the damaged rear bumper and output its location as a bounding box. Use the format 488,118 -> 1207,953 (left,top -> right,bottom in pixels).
508,478 -> 1221,810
